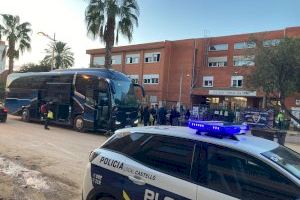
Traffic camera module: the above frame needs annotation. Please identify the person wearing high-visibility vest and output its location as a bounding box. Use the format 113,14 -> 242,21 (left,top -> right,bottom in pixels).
276,111 -> 284,130
41,102 -> 54,130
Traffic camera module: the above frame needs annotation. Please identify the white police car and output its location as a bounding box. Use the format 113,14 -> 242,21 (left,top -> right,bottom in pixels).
82,121 -> 300,200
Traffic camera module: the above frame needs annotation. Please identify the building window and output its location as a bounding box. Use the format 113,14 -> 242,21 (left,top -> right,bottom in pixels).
234,41 -> 256,49
111,55 -> 122,65
203,76 -> 214,87
93,56 -> 105,66
233,56 -> 255,67
208,57 -> 227,67
231,76 -> 243,88
143,74 -> 159,84
145,52 -> 161,63
126,54 -> 140,64
209,44 -> 228,51
263,39 -> 281,47
93,55 -> 122,66
128,74 -> 139,84
149,96 -> 157,103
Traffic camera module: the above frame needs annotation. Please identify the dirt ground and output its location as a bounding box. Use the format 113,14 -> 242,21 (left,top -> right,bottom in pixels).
0,115 -> 108,200
0,115 -> 299,200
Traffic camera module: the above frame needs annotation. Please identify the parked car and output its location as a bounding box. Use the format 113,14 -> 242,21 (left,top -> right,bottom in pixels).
82,122 -> 300,200
0,104 -> 7,122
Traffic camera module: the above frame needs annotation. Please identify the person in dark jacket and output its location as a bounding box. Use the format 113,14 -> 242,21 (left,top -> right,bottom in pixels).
150,105 -> 156,125
158,106 -> 167,125
143,106 -> 150,126
185,109 -> 191,120
170,106 -> 180,126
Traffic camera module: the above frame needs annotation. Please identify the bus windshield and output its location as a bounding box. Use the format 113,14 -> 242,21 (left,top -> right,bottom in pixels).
262,146 -> 300,180
112,80 -> 138,108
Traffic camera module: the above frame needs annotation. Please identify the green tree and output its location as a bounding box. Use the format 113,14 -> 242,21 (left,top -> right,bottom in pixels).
0,14 -> 32,74
85,0 -> 139,69
42,41 -> 74,69
18,62 -> 51,73
247,37 -> 300,124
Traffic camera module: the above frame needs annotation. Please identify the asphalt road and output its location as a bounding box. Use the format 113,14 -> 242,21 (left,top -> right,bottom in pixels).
0,115 -> 299,200
0,115 -> 108,200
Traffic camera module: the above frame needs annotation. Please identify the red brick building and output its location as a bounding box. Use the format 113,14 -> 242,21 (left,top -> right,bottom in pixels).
86,27 -> 300,111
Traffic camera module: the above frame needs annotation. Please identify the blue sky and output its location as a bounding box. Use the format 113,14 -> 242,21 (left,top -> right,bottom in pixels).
134,0 -> 300,42
0,0 -> 299,68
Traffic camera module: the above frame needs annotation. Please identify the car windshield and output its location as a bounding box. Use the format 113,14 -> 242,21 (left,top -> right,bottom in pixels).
112,80 -> 138,108
262,146 -> 300,180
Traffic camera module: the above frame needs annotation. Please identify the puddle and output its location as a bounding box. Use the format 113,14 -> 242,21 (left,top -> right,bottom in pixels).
0,157 -> 49,190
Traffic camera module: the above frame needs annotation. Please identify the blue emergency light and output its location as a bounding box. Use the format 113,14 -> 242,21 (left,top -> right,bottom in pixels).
188,120 -> 249,136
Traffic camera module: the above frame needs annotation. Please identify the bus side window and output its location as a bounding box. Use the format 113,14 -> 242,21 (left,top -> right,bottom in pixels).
86,89 -> 96,106
75,76 -> 87,96
98,80 -> 109,106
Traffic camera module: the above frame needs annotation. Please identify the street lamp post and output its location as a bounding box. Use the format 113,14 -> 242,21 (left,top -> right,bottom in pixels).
37,32 -> 56,71
178,66 -> 190,111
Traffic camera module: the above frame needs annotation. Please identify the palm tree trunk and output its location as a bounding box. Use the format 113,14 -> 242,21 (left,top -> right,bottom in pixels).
8,56 -> 14,74
104,17 -> 115,69
8,40 -> 15,74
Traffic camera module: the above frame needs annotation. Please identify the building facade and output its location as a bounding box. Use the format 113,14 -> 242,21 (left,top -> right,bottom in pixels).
87,27 -> 300,110
0,41 -> 6,71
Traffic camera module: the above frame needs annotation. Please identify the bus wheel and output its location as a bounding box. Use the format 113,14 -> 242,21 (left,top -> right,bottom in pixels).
21,108 -> 30,122
74,115 -> 85,132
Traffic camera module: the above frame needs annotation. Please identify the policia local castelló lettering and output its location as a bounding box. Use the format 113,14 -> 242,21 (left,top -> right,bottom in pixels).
100,156 -> 156,180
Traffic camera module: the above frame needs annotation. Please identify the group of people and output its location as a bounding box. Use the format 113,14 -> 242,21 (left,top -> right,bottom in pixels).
140,104 -> 191,126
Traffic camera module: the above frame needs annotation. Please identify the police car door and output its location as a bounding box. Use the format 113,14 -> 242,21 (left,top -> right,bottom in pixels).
192,143 -> 238,200
124,134 -> 197,200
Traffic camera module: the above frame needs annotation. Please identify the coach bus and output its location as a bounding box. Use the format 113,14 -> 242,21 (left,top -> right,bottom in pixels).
5,68 -> 144,132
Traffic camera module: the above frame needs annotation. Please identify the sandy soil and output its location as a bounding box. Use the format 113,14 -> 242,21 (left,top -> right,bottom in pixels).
0,115 -> 108,200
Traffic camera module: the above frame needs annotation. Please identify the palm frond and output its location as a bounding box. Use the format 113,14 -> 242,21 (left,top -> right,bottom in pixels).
43,41 -> 74,69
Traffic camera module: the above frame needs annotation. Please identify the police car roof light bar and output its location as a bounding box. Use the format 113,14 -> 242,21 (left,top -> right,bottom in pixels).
188,120 -> 249,138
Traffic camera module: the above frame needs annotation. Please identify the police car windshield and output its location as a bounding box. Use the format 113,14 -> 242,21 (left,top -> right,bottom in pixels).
112,80 -> 138,108
262,146 -> 300,180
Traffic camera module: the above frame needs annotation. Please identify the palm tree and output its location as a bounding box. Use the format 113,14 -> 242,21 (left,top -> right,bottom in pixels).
0,14 -> 32,74
42,41 -> 74,69
85,0 -> 139,69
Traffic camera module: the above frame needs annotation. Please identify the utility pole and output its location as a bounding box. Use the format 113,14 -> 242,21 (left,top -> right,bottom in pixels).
37,32 -> 56,70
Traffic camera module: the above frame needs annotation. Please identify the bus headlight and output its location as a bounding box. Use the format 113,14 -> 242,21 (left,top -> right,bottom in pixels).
115,121 -> 121,125
134,119 -> 139,124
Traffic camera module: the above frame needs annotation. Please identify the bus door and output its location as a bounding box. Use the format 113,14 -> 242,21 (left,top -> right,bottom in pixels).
84,89 -> 98,130
96,80 -> 110,130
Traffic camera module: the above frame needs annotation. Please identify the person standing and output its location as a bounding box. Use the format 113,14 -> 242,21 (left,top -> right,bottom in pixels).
40,102 -> 50,130
150,105 -> 156,125
276,111 -> 284,129
185,109 -> 191,120
170,106 -> 180,126
143,106 -> 150,126
158,105 -> 167,125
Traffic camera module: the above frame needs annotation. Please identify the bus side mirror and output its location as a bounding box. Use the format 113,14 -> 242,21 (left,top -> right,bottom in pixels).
133,83 -> 145,97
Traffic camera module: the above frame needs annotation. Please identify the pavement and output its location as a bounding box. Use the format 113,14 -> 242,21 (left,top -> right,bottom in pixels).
0,115 -> 299,200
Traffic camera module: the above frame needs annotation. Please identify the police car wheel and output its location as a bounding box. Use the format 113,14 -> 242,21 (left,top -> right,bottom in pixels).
21,108 -> 30,122
74,115 -> 85,132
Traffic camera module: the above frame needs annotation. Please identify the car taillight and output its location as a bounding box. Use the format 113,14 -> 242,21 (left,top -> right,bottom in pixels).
3,108 -> 8,113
